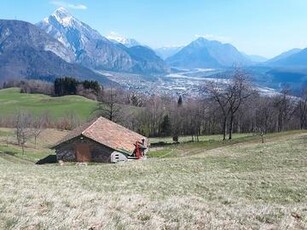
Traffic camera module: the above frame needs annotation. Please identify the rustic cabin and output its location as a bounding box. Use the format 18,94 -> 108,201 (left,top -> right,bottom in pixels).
52,117 -> 148,163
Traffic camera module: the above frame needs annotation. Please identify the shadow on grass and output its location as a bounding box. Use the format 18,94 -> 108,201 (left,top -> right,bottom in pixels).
36,155 -> 57,165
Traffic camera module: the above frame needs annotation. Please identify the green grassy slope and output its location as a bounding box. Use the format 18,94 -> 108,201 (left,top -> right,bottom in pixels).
0,131 -> 306,229
0,87 -> 97,120
149,130 -> 307,158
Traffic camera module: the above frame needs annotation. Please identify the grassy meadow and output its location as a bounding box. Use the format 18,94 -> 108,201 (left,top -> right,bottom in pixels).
0,128 -> 306,229
0,87 -> 97,121
0,128 -> 68,162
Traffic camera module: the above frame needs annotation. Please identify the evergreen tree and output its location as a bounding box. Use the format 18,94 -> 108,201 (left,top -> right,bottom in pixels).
178,95 -> 183,106
54,77 -> 78,96
160,114 -> 172,136
83,80 -> 101,94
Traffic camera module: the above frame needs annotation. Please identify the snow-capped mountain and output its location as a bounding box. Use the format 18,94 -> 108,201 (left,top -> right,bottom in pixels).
37,7 -> 108,52
166,37 -> 252,68
36,7 -> 133,71
106,32 -> 140,48
37,7 -> 167,73
0,19 -> 112,84
0,15 -> 74,63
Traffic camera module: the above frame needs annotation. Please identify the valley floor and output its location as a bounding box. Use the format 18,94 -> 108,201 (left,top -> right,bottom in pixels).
0,132 -> 306,229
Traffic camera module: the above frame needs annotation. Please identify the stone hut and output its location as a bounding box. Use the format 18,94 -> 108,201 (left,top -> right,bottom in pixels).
52,117 -> 148,163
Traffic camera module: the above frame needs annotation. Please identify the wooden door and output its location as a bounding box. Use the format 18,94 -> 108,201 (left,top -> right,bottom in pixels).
75,143 -> 91,162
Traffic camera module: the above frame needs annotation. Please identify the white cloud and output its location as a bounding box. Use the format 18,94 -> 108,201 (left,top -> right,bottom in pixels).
195,34 -> 232,43
50,1 -> 87,10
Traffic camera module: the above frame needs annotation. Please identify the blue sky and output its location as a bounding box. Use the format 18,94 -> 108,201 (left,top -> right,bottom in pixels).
1,0 -> 307,58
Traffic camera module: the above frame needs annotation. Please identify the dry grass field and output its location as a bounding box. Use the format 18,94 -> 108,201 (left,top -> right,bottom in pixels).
0,130 -> 306,229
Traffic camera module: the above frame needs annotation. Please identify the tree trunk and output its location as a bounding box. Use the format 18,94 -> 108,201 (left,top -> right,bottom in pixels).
300,113 -> 306,130
278,112 -> 283,132
228,114 -> 234,140
222,116 -> 227,140
21,144 -> 25,155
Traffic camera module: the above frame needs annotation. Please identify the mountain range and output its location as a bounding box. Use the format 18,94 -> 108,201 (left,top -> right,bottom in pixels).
0,19 -> 113,84
263,48 -> 307,68
166,37 -> 252,68
36,7 -> 167,74
1,7 -> 307,90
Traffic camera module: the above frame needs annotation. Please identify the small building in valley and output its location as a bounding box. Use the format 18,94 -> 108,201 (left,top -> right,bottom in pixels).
52,117 -> 148,163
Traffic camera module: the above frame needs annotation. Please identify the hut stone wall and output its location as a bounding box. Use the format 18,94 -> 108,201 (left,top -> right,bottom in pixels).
55,136 -> 116,163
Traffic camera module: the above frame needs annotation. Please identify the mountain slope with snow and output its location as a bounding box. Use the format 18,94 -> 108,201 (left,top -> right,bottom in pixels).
37,8 -> 167,74
37,7 -> 134,71
106,32 -> 140,48
0,19 -> 113,84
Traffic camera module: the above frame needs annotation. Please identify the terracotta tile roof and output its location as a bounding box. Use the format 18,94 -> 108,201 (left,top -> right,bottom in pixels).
53,117 -> 147,153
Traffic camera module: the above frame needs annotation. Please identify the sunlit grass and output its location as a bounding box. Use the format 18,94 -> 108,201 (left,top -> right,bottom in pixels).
0,87 -> 97,121
0,131 -> 306,229
150,132 -> 253,144
0,128 -> 68,162
148,130 -> 307,158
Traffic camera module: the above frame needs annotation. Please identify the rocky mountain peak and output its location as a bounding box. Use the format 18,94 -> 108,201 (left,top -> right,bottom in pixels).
46,7 -> 80,27
53,7 -> 70,18
37,9 -> 167,74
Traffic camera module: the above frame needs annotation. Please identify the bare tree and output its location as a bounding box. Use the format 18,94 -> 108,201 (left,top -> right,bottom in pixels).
226,71 -> 254,139
32,116 -> 45,148
203,79 -> 230,140
94,87 -> 121,122
125,91 -> 143,107
274,86 -> 296,132
147,95 -> 165,137
132,96 -> 164,137
134,108 -> 152,136
296,87 -> 307,129
254,96 -> 276,134
181,99 -> 204,141
203,70 -> 254,140
15,111 -> 34,154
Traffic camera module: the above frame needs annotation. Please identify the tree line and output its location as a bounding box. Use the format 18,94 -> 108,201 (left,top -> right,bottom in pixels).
2,77 -> 102,100
98,70 -> 307,142
1,72 -> 307,143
